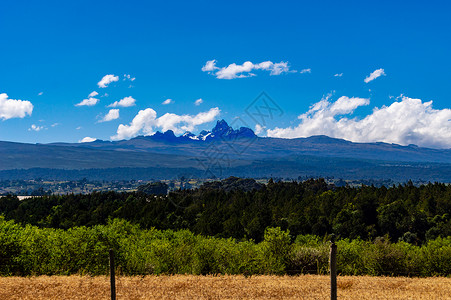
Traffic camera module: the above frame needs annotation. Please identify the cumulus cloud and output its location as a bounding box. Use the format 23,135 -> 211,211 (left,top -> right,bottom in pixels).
0,93 -> 33,120
75,97 -> 99,107
88,91 -> 99,98
194,98 -> 203,106
100,109 -> 120,122
202,60 -> 295,79
334,73 -> 343,77
267,95 -> 451,149
97,74 -> 119,88
364,68 -> 386,83
38,92 -> 44,96
254,124 -> 266,135
162,99 -> 173,105
214,61 -> 256,79
79,137 -> 97,143
299,68 -> 311,74
202,60 -> 219,72
108,96 -> 136,108
112,107 -> 220,140
28,124 -> 45,132
76,91 -> 101,106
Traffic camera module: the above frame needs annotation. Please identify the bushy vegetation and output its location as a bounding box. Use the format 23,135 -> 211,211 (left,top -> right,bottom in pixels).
0,217 -> 449,277
1,178 -> 450,277
1,179 -> 449,244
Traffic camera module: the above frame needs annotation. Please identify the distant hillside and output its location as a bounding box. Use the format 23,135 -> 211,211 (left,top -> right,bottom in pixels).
1,120 -> 451,181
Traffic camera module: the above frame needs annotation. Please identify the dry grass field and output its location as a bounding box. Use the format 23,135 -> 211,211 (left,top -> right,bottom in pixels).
0,275 -> 450,300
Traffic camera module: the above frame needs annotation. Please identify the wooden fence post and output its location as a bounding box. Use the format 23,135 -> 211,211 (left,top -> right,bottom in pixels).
109,249 -> 116,300
330,235 -> 337,300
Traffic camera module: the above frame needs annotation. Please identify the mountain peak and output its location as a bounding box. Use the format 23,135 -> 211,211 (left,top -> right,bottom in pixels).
216,119 -> 228,126
211,119 -> 256,139
212,119 -> 233,136
151,130 -> 178,141
138,119 -> 256,143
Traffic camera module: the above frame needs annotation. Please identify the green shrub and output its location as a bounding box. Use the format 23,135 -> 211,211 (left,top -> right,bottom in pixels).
336,239 -> 368,275
0,217 -> 23,275
259,227 -> 292,274
419,237 -> 451,276
0,218 -> 449,277
290,244 -> 328,274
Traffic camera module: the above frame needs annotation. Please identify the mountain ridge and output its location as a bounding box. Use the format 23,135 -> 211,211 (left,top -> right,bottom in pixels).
2,119 -> 451,181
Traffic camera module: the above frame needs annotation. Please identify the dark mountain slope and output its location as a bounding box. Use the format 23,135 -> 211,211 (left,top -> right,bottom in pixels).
48,120 -> 451,163
2,120 -> 451,181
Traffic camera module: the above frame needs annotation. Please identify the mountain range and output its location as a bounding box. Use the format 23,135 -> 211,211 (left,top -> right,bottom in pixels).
1,120 -> 450,182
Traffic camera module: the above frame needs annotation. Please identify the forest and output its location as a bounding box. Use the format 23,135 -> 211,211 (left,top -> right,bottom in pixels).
0,177 -> 449,244
0,177 -> 450,276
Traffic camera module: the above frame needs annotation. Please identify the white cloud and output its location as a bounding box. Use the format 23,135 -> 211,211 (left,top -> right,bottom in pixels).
255,124 -> 266,135
214,61 -> 255,79
79,137 -> 97,143
203,60 -> 295,79
97,74 -> 119,88
267,95 -> 451,149
100,109 -> 120,122
201,60 -> 219,72
108,96 -> 136,108
268,62 -> 291,75
38,92 -> 43,96
299,68 -> 311,74
51,123 -> 60,127
112,107 -> 221,140
76,126 -> 82,130
0,93 -> 33,120
334,73 -> 343,77
162,99 -> 173,105
88,91 -> 99,98
75,98 -> 99,107
112,109 -> 157,140
364,68 -> 386,83
28,124 -> 45,132
124,74 -> 136,81
194,98 -> 203,106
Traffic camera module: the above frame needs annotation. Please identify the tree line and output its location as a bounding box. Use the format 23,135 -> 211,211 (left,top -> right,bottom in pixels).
0,178 -> 449,244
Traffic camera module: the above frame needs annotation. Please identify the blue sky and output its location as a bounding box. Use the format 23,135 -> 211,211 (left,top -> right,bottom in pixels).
1,0 -> 450,148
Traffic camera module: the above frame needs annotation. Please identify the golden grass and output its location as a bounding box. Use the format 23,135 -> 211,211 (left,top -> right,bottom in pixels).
0,275 -> 450,300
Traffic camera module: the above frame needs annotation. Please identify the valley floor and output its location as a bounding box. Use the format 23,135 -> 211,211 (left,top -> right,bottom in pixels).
1,275 -> 450,299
